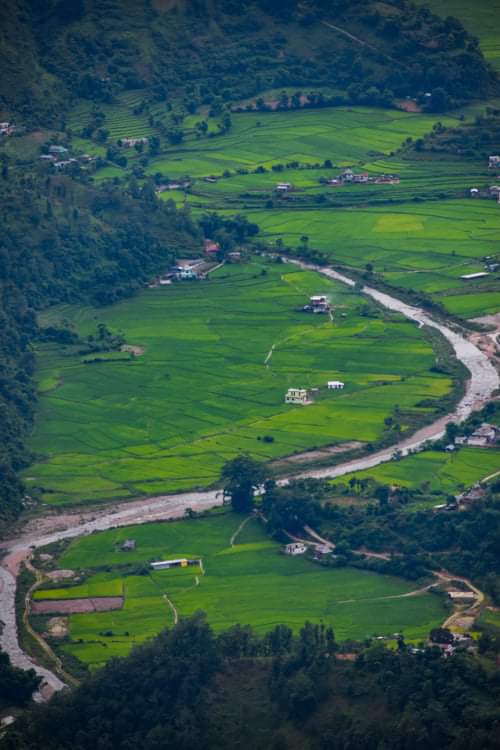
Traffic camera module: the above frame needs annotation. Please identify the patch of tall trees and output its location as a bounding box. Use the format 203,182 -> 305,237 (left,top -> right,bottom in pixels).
0,0 -> 497,125
3,614 -> 500,749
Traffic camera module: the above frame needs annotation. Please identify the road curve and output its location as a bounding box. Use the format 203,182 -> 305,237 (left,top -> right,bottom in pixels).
0,263 -> 498,698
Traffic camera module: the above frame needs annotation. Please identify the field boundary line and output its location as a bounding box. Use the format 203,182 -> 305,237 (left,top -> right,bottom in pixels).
163,594 -> 178,625
230,515 -> 253,547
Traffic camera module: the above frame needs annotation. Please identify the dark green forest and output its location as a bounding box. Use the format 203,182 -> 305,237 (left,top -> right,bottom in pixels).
0,0 -> 497,124
2,614 -> 500,750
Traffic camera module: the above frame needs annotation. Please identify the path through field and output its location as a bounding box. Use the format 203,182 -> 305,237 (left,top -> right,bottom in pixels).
0,262 -> 497,699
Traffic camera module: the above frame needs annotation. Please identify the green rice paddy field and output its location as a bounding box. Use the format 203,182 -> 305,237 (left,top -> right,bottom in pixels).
336,447 -> 500,497
243,201 -> 500,317
27,260 -> 452,505
67,97 -> 500,318
34,513 -> 447,668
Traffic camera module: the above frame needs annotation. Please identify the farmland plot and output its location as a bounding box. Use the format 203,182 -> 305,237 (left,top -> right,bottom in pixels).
27,261 -> 451,505
33,513 -> 447,668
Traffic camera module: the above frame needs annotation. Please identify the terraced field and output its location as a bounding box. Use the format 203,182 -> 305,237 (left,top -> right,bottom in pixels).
33,513 -> 447,667
147,106 -> 462,178
27,260 -> 451,505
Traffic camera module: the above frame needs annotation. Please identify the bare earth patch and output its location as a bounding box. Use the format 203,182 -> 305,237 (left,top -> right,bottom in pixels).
45,617 -> 69,638
45,570 -> 76,581
270,441 -> 364,467
32,597 -> 123,614
121,344 -> 145,356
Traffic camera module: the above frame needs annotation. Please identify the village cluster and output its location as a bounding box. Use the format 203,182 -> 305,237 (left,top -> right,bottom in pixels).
274,168 -> 400,194
39,144 -> 94,170
469,154 -> 500,207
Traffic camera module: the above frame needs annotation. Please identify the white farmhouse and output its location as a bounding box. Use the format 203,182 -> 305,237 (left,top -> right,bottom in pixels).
285,388 -> 308,404
328,380 -> 345,390
284,542 -> 307,555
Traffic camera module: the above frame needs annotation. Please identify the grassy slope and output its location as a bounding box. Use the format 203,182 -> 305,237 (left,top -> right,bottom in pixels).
26,260 -> 451,505
34,513 -> 446,667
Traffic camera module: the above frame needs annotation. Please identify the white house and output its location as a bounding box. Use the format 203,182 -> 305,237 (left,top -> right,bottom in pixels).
310,295 -> 329,312
284,542 -> 307,556
460,272 -> 489,281
49,145 -> 69,155
285,388 -> 308,404
276,182 -> 293,192
175,265 -> 197,280
328,380 -> 345,390
151,558 -> 199,570
468,423 -> 498,447
119,137 -> 149,148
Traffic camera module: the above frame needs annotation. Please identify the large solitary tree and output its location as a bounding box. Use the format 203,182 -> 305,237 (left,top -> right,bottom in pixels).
221,454 -> 266,513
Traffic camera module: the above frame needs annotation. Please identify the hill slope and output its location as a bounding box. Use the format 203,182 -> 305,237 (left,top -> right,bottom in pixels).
0,0 -> 497,124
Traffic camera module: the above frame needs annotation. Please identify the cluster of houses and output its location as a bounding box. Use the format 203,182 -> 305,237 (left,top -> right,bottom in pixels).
0,121 -> 15,136
39,145 -> 94,170
283,542 -> 333,561
325,169 -> 400,187
118,137 -> 149,148
285,379 -> 345,404
469,156 -> 500,205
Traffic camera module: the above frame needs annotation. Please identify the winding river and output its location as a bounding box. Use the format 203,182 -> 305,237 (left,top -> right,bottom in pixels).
0,263 -> 498,700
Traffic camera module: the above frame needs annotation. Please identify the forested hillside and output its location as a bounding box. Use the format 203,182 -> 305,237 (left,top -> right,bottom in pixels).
3,614 -> 500,750
0,170 -> 200,529
0,0 -> 497,124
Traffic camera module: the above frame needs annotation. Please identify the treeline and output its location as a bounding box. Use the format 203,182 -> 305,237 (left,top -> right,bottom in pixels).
3,613 -> 500,749
0,651 -> 40,712
409,112 -> 500,158
0,0 -> 496,125
0,168 -> 200,531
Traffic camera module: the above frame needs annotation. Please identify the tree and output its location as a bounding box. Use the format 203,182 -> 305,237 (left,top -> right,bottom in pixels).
221,454 -> 266,512
429,88 -> 449,113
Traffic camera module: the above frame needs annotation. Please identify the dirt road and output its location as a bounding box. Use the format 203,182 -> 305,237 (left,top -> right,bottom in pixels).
0,262 -> 497,699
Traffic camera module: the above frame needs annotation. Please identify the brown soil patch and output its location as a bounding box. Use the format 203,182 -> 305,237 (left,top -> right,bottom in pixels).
271,441 -> 364,467
46,570 -> 76,581
396,99 -> 421,113
121,344 -> 145,356
46,617 -> 69,638
32,597 -> 123,614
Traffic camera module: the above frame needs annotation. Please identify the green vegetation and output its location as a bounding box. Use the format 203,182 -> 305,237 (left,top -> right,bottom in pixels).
7,614 -> 500,750
0,651 -> 40,712
339,447 -> 500,498
26,260 -> 452,505
33,512 -> 446,668
1,0 -> 495,125
419,0 -> 500,71
0,167 -> 199,529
